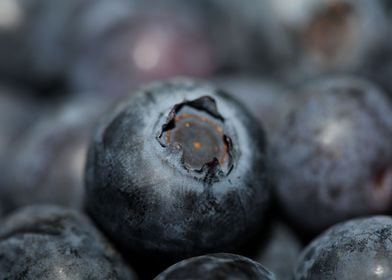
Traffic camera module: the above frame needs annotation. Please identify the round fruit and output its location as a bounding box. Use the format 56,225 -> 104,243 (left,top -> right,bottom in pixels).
295,216 -> 392,280
85,78 -> 271,263
271,76 -> 392,232
0,96 -> 110,214
0,205 -> 136,279
155,253 -> 276,280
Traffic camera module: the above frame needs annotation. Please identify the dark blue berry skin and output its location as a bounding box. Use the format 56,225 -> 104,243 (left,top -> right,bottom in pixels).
255,223 -> 302,280
295,216 -> 392,280
0,205 -> 137,280
155,253 -> 276,280
85,78 -> 271,264
0,96 -> 112,214
271,76 -> 392,232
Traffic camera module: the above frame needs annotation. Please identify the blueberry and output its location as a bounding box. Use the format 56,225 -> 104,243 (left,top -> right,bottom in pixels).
0,96 -> 112,214
271,76 -> 392,232
295,216 -> 392,280
267,0 -> 388,80
255,222 -> 302,280
85,78 -> 271,264
0,0 -> 136,91
155,253 -> 276,280
0,205 -> 136,279
69,0 -> 215,96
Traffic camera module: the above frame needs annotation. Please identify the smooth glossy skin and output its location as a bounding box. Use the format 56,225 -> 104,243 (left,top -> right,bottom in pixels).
86,78 -> 271,263
271,76 -> 392,232
0,96 -> 112,214
0,205 -> 136,280
155,253 -> 276,280
295,216 -> 392,280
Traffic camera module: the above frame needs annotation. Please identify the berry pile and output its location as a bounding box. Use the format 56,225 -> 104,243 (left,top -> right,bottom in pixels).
0,1 -> 391,279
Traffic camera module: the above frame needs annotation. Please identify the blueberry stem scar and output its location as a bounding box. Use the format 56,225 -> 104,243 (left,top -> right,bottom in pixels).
157,96 -> 233,177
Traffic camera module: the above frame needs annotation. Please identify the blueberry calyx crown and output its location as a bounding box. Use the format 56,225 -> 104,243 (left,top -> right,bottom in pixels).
157,95 -> 234,183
